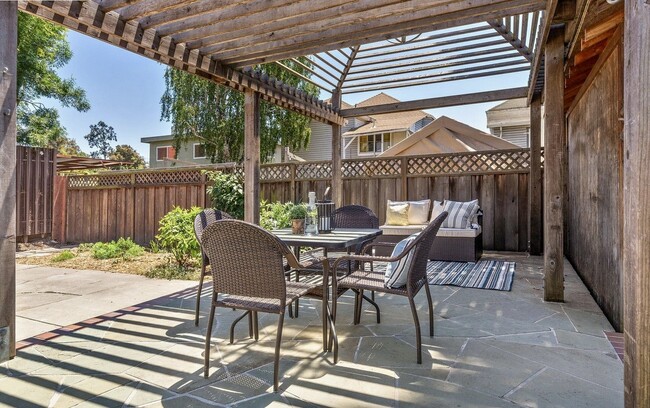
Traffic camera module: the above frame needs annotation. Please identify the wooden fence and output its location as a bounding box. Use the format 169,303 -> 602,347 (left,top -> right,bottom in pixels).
58,148 -> 540,251
16,146 -> 55,242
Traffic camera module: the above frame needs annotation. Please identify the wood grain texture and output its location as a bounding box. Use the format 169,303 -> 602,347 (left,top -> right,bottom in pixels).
331,91 -> 342,208
0,0 -> 17,362
529,95 -> 543,254
623,0 -> 650,405
543,25 -> 566,302
567,37 -> 623,330
244,90 -> 260,224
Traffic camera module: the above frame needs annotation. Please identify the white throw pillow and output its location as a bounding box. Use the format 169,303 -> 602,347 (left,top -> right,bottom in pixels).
384,233 -> 419,289
442,199 -> 480,229
430,200 -> 444,222
407,199 -> 431,224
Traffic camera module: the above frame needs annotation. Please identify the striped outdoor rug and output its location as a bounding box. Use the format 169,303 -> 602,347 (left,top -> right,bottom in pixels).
427,260 -> 515,291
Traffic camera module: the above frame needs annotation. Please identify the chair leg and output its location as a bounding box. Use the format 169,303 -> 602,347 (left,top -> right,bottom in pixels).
357,291 -> 381,324
321,294 -> 328,352
294,271 -> 300,317
425,283 -> 434,337
274,312 -> 285,393
353,290 -> 361,325
408,297 -> 422,364
195,261 -> 206,326
248,310 -> 254,338
230,310 -> 251,344
253,311 -> 259,341
204,295 -> 217,378
326,302 -> 339,364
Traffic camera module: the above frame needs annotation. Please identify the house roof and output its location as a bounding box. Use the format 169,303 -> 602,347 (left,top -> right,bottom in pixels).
343,93 -> 432,137
141,135 -> 174,143
487,98 -> 528,111
378,116 -> 519,157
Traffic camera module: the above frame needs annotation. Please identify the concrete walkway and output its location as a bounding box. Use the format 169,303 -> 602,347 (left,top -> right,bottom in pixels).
16,264 -> 196,341
1,254 -> 623,407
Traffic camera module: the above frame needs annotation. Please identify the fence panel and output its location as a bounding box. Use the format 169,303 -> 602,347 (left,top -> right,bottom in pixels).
16,146 -> 55,242
61,149 -> 539,251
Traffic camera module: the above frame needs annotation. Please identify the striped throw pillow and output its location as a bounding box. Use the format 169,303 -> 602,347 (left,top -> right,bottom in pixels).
384,233 -> 419,289
442,199 -> 479,229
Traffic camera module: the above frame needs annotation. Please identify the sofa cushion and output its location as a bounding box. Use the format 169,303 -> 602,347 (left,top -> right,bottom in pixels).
384,233 -> 418,289
385,201 -> 410,226
387,199 -> 431,224
437,226 -> 482,238
380,224 -> 482,238
442,199 -> 480,229
430,200 -> 444,222
380,224 -> 426,236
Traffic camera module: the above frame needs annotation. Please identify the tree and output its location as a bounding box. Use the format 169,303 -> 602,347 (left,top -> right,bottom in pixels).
160,59 -> 318,163
109,144 -> 146,169
57,136 -> 87,157
84,121 -> 117,159
17,12 -> 90,148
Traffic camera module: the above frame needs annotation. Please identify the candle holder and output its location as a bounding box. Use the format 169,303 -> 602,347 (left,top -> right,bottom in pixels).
316,201 -> 335,233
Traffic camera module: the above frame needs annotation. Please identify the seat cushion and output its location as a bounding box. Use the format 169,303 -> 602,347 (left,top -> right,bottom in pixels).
384,233 -> 418,289
437,226 -> 482,238
380,224 -> 427,236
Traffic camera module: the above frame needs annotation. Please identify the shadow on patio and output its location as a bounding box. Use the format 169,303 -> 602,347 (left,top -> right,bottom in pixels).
0,254 -> 622,407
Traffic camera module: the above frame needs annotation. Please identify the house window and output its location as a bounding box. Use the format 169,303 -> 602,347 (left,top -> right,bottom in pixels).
359,133 -> 392,155
193,143 -> 206,159
156,146 -> 176,161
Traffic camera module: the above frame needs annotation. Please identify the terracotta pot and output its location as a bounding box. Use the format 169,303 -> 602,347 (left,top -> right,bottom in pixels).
291,218 -> 305,234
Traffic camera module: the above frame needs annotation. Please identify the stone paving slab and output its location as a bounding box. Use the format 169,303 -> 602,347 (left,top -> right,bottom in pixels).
0,254 -> 623,407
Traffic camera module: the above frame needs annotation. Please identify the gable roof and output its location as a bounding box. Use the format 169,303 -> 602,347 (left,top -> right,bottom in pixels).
343,93 -> 432,137
487,98 -> 528,111
378,116 -> 519,157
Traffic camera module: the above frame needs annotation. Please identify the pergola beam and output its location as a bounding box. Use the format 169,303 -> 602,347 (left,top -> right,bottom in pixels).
225,0 -> 546,66
0,0 -> 17,363
488,19 -> 533,61
340,87 -> 529,117
19,0 -> 342,126
243,90 -> 260,225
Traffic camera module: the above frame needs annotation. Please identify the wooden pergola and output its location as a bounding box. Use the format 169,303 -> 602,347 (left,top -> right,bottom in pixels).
1,1 -> 648,405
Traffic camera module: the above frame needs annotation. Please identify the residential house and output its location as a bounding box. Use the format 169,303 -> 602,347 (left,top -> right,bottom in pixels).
294,93 -> 434,161
379,116 -> 519,157
485,98 -> 533,148
140,135 -> 210,168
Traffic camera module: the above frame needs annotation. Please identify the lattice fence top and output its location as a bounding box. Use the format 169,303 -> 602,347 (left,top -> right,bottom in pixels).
407,149 -> 532,176
66,148 -> 537,188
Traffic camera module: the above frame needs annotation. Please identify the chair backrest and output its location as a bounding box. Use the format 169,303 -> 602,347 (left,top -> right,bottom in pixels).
193,209 -> 232,243
332,205 -> 379,229
200,220 -> 291,303
404,211 -> 448,295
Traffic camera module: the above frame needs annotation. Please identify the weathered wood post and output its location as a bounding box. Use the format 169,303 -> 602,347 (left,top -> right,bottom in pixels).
543,25 -> 565,302
623,0 -> 650,405
244,89 -> 260,224
0,0 -> 17,362
529,94 -> 543,255
331,90 -> 342,208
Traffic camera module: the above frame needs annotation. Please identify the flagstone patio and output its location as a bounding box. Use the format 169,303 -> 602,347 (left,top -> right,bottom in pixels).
0,254 -> 622,407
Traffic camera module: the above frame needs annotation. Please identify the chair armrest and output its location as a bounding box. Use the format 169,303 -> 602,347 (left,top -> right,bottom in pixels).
361,241 -> 397,254
332,253 -> 396,272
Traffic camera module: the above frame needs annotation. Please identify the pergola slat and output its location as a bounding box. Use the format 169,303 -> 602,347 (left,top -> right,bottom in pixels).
227,0 -> 545,67
117,0 -> 195,21
19,0 -> 342,125
138,0 -> 236,29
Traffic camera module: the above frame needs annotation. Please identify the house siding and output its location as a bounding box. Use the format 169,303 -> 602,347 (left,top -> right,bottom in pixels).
147,139 -> 212,168
489,126 -> 530,148
295,119 -> 356,161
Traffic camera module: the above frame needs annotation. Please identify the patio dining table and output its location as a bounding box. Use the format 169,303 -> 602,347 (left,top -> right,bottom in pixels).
271,228 -> 383,318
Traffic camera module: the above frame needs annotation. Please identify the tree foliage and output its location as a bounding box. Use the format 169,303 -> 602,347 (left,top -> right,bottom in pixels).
109,144 -> 146,168
160,59 -> 318,163
84,121 -> 117,159
17,12 -> 90,151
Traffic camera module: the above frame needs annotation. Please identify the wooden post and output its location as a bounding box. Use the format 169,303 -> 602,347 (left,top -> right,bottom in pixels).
289,162 -> 296,203
623,0 -> 650,405
244,89 -> 260,224
331,90 -> 343,207
401,156 -> 408,201
0,1 -> 17,362
543,25 -> 565,302
52,175 -> 68,244
529,94 -> 543,255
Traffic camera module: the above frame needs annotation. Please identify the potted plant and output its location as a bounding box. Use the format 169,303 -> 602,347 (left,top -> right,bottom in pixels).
288,204 -> 308,234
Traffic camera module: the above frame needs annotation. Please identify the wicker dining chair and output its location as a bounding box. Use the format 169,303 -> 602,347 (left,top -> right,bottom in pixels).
200,219 -> 337,392
193,209 -> 232,326
331,212 -> 448,364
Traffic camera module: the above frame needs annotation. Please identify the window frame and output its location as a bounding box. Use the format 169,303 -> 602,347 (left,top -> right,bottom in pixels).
156,145 -> 175,162
193,143 -> 206,159
358,132 -> 392,156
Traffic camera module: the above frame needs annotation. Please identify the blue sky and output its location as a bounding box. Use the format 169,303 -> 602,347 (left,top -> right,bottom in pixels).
50,30 -> 529,161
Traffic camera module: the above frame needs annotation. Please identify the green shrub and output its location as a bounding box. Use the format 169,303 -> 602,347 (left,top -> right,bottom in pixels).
91,237 -> 144,260
156,206 -> 202,267
260,201 -> 296,230
145,263 -> 201,280
52,250 -> 75,262
205,171 -> 244,219
288,203 -> 308,220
